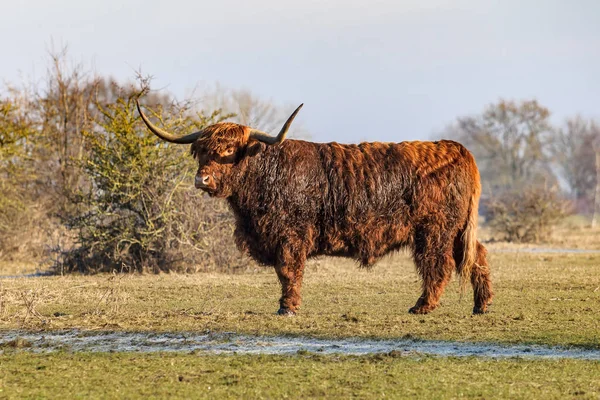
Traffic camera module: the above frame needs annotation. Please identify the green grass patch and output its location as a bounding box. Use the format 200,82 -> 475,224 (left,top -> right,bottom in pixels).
0,352 -> 599,399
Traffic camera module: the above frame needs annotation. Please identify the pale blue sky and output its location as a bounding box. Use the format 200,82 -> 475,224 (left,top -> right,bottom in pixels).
2,0 -> 599,142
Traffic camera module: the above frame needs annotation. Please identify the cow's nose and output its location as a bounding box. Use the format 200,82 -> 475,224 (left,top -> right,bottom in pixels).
195,174 -> 212,188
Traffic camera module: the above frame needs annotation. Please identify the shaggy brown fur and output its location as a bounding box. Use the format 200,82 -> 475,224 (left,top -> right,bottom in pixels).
162,122 -> 492,315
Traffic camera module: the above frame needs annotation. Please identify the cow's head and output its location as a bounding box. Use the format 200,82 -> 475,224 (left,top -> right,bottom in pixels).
136,99 -> 303,198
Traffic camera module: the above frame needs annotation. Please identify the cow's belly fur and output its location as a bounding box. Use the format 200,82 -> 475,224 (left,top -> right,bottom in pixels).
234,212 -> 416,268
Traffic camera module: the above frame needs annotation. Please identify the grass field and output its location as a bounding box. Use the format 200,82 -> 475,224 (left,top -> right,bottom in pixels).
1,352 -> 599,399
1,250 -> 599,347
1,227 -> 599,398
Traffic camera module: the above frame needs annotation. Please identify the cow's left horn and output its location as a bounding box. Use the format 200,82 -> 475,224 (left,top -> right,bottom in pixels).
136,99 -> 204,144
249,103 -> 304,145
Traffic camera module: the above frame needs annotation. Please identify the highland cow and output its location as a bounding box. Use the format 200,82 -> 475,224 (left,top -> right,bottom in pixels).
137,99 -> 493,315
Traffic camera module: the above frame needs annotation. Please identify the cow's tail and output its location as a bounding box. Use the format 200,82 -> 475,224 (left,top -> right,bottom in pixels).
457,179 -> 481,292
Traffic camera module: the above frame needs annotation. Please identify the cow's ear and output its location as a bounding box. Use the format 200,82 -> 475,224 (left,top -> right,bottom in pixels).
244,141 -> 262,158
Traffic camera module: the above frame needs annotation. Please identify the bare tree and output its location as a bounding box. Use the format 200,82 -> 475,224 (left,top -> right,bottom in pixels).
0,94 -> 43,260
444,99 -> 555,193
554,117 -> 600,215
593,141 -> 600,228
30,48 -> 100,214
200,84 -> 308,138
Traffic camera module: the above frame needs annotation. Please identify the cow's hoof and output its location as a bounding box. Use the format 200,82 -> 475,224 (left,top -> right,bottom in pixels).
408,306 -> 431,315
472,307 -> 489,315
277,308 -> 296,316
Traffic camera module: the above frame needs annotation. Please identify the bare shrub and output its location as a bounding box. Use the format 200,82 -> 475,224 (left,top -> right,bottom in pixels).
1,49 -> 94,266
0,96 -> 48,262
167,192 -> 251,273
54,82 -> 252,273
486,187 -> 570,243
19,289 -> 48,326
0,55 -> 263,273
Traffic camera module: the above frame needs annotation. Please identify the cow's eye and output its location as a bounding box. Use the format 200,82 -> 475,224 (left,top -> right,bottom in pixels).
223,148 -> 235,156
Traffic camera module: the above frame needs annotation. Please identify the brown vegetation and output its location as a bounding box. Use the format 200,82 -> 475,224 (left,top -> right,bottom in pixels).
0,52 -> 277,273
486,187 -> 570,243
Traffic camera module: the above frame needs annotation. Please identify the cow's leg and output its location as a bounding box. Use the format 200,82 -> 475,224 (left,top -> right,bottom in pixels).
275,241 -> 307,316
453,238 -> 493,314
470,241 -> 493,314
409,228 -> 454,314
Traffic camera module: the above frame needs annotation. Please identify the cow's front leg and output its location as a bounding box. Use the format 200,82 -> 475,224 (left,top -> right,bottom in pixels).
275,244 -> 307,315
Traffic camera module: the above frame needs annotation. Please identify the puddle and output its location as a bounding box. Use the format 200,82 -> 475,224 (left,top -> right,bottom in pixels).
1,330 -> 599,359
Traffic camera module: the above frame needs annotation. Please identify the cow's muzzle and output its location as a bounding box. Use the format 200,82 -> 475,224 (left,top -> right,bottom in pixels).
195,174 -> 214,190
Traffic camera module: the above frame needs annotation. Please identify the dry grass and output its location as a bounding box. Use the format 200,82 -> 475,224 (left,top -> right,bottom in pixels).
479,219 -> 600,250
0,261 -> 41,276
1,249 -> 599,347
550,218 -> 600,249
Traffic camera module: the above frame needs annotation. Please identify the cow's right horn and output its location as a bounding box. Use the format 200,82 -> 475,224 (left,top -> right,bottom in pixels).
249,103 -> 304,145
136,99 -> 203,144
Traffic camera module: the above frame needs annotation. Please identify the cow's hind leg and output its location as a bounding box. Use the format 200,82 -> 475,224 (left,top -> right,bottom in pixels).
453,239 -> 493,314
470,242 -> 493,314
409,229 -> 455,314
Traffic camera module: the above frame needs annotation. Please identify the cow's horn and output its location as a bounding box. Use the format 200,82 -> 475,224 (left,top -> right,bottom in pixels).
136,99 -> 203,144
249,103 -> 304,145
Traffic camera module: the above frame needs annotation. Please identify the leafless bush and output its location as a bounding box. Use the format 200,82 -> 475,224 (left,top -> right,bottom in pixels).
19,289 -> 48,326
52,80 -> 254,274
486,187 -> 571,243
167,192 -> 252,273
